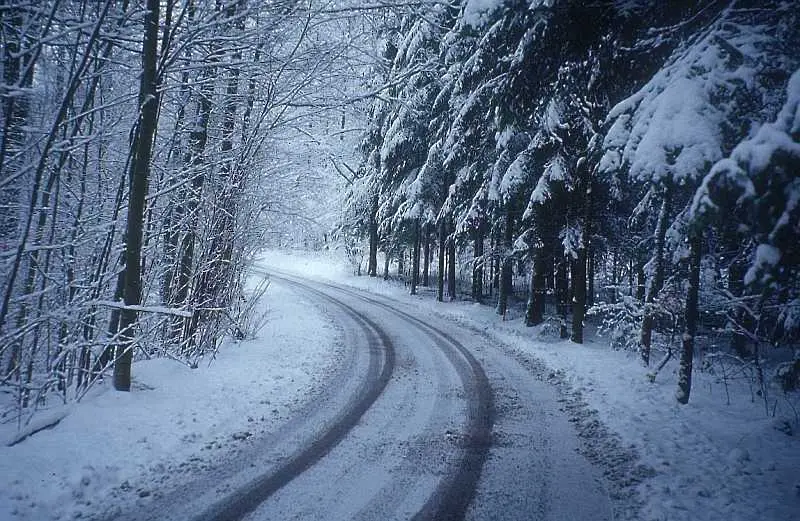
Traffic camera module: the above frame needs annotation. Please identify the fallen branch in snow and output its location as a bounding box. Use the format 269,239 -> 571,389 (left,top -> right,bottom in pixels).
5,408 -> 69,447
91,300 -> 194,318
647,348 -> 674,383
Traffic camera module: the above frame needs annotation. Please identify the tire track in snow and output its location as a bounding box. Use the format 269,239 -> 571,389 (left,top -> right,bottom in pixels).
272,274 -> 495,521
192,274 -> 396,521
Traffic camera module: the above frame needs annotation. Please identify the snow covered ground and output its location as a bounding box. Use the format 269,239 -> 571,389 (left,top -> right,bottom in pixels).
260,248 -> 800,521
1,248 -> 798,521
0,280 -> 344,521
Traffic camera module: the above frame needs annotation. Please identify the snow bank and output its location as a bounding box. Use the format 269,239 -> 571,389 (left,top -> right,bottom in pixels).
0,280 -> 342,521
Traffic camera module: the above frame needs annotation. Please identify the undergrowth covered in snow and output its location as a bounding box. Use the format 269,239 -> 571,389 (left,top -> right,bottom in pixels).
0,281 -> 344,520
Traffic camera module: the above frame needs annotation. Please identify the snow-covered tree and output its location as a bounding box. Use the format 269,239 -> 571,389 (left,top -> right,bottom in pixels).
0,0 -> 373,419
600,1 -> 799,375
691,66 -> 800,371
341,0 -> 799,403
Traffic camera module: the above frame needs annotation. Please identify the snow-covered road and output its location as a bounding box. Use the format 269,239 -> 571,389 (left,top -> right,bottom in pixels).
222,273 -> 610,520
8,251 -> 794,521
241,273 -> 492,521
98,273 -> 612,521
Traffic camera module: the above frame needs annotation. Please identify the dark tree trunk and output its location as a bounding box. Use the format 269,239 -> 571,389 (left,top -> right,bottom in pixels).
496,207 -> 513,316
422,223 -> 430,286
488,250 -> 494,297
447,220 -> 456,301
437,220 -> 445,302
635,259 -> 646,301
677,232 -> 702,404
587,246 -> 595,308
204,4 -> 243,310
573,167 -> 593,344
571,248 -> 587,344
526,247 -> 546,326
640,186 -> 672,366
0,10 -> 31,374
472,223 -> 484,302
411,219 -> 421,295
556,258 -> 569,338
368,196 -> 378,277
608,250 -> 619,303
171,63 -> 214,345
114,0 -> 160,391
0,6 -> 32,238
0,3 -> 111,345
182,1 -> 244,352
383,249 -> 390,280
397,249 -> 405,278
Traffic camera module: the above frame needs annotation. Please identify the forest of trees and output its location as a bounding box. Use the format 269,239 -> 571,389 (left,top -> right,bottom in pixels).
0,0 -> 376,423
342,0 -> 800,404
1,0 -> 798,426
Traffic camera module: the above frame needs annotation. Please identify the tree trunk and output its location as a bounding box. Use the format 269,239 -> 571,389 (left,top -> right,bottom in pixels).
635,259 -> 646,301
411,219 -> 420,295
368,196 -> 378,277
171,62 -> 214,346
437,219 -> 445,302
472,223 -> 484,302
573,165 -> 593,344
0,5 -> 33,240
587,246 -> 595,308
114,0 -> 160,391
201,1 -> 243,315
525,247 -> 546,326
0,2 -> 111,340
556,258 -> 569,338
422,223 -> 430,286
607,250 -> 618,303
496,207 -> 513,316
640,186 -> 671,366
490,234 -> 498,297
447,220 -> 456,301
676,232 -> 702,404
0,8 -> 31,374
571,247 -> 587,344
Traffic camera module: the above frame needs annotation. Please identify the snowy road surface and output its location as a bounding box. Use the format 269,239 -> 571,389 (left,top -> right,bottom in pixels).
100,273 -> 611,521
3,254 -> 798,521
3,249 -> 787,521
206,273 -> 610,520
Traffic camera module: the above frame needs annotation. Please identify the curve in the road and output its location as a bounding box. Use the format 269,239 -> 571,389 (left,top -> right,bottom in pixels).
193,278 -> 396,521
272,274 -> 495,521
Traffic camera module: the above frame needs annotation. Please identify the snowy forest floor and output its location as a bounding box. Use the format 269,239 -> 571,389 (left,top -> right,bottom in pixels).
0,278 -> 345,520
1,248 -> 798,521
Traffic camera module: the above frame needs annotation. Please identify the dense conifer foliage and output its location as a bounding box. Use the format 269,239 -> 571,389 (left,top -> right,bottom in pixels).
345,0 -> 800,402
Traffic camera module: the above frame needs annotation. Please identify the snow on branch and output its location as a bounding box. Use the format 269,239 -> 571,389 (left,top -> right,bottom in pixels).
600,7 -> 793,186
690,67 -> 800,289
92,301 -> 194,318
